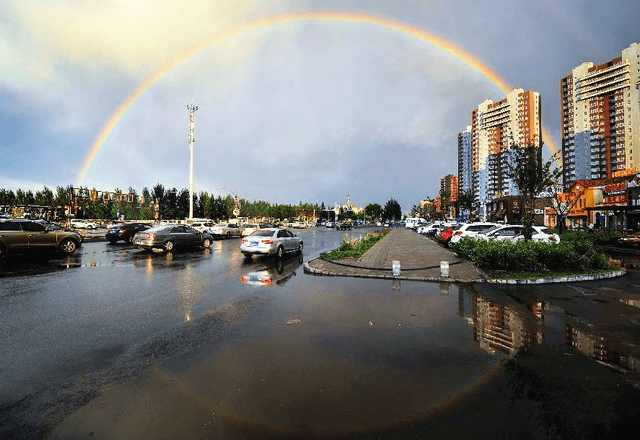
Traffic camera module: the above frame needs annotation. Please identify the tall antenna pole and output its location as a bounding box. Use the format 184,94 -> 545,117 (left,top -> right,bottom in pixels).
187,103 -> 198,220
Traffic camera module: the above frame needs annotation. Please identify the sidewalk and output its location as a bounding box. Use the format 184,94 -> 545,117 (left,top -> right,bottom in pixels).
304,228 -> 487,283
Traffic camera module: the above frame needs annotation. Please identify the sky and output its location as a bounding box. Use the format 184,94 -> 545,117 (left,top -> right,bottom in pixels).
1,0 -> 639,214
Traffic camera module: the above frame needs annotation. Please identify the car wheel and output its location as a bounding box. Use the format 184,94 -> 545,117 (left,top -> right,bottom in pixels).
60,238 -> 78,254
297,242 -> 303,254
163,240 -> 175,252
108,239 -> 117,244
243,253 -> 252,259
127,235 -> 135,244
226,232 -> 231,239
202,238 -> 212,248
276,246 -> 284,259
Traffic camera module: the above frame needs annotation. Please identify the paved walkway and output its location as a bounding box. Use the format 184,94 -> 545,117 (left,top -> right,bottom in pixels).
304,228 -> 487,283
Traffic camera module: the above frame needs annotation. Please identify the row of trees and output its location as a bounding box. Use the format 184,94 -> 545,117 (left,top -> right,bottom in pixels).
0,186 -> 71,207
0,184 -> 403,223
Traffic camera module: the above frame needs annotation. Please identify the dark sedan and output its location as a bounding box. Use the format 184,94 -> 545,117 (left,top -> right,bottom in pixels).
132,224 -> 213,252
106,222 -> 151,244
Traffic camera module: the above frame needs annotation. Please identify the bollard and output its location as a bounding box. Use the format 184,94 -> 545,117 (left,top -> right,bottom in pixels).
440,261 -> 450,277
392,260 -> 401,277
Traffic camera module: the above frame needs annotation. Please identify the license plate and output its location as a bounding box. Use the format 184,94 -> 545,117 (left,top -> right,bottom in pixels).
249,241 -> 259,246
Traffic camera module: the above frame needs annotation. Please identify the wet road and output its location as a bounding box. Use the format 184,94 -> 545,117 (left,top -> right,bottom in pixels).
1,227 -> 640,439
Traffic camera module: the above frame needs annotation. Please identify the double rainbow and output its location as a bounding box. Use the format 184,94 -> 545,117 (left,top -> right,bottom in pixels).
76,11 -> 559,187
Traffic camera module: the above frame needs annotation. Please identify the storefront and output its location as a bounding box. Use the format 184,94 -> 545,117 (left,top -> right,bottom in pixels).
599,182 -> 628,232
627,186 -> 640,232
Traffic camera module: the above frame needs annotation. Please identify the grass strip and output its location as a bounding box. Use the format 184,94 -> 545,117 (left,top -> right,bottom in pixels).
322,229 -> 390,261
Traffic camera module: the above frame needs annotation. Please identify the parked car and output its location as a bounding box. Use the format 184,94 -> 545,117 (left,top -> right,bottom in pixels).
132,224 -> 213,252
240,228 -> 303,259
476,225 -> 560,243
241,223 -> 270,237
0,219 -> 83,257
189,220 -> 214,232
325,221 -> 335,228
336,221 -> 353,230
105,222 -> 151,244
514,225 -> 561,243
419,223 -> 442,236
209,222 -> 242,238
448,222 -> 497,247
71,219 -> 98,229
476,225 -> 524,241
439,226 -> 455,246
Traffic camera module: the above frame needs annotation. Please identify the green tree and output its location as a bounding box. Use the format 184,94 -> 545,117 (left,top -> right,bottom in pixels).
505,143 -> 562,239
456,189 -> 475,220
35,186 -> 54,206
0,189 -> 16,206
53,186 -> 72,215
365,203 -> 382,221
382,199 -> 401,222
439,190 -> 451,220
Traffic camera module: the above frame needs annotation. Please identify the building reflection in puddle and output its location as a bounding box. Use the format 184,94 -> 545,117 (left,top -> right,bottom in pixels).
459,286 -> 640,380
458,287 -> 538,356
566,319 -> 640,375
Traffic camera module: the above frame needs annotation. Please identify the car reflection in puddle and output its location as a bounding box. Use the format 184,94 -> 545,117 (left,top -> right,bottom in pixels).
241,253 -> 303,286
0,251 -> 82,277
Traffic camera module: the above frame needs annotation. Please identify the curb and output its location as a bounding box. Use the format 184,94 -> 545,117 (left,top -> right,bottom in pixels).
304,258 -> 628,284
304,259 -> 485,284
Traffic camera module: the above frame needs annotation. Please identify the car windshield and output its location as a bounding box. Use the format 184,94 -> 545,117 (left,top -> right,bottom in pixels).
251,230 -> 275,237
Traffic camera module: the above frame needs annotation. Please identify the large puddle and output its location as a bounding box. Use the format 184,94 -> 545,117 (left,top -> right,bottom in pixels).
49,277 -> 560,439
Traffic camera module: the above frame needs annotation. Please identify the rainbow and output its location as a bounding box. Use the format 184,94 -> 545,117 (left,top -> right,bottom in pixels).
76,11 -> 560,187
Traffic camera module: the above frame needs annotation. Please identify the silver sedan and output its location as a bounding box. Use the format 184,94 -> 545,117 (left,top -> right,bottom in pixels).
240,228 -> 303,259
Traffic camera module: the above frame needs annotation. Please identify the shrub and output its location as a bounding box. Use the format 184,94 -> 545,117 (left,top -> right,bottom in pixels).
452,237 -> 611,273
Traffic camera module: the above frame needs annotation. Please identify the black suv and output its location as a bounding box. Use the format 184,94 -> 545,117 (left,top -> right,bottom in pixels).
105,222 -> 151,244
0,219 -> 83,257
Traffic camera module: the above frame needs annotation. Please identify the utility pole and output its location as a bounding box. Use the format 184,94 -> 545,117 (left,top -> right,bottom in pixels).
187,103 -> 198,220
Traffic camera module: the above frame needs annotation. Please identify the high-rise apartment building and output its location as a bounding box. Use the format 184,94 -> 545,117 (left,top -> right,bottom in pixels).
440,174 -> 459,203
457,126 -> 472,195
469,89 -> 542,213
439,174 -> 459,219
561,43 -> 640,189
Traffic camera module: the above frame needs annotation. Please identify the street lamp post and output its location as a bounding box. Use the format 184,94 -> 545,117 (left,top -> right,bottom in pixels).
187,103 -> 198,220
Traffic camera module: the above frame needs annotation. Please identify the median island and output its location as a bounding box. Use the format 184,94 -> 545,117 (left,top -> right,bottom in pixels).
304,228 -> 625,283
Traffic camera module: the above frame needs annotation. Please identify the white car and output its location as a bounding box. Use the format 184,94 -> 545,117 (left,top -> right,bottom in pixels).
240,228 -> 303,259
449,222 -> 497,246
189,220 -> 214,232
477,225 -> 560,243
71,219 -> 98,229
514,226 -> 560,243
419,223 -> 441,236
209,222 -> 242,238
